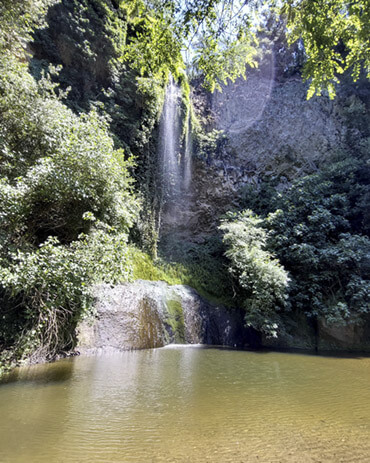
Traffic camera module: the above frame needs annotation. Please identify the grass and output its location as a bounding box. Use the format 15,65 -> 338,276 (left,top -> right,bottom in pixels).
129,241 -> 237,307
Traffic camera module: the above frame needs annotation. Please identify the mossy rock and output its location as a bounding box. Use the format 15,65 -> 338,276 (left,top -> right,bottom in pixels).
164,298 -> 185,344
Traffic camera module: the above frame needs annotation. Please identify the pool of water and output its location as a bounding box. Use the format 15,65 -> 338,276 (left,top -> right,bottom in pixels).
1,346 -> 370,462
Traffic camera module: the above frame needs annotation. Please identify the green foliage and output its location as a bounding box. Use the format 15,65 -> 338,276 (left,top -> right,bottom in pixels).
31,0 -> 166,155
0,0 -> 56,57
282,0 -> 370,98
159,235 -> 237,306
0,58 -> 138,245
0,47 -> 140,367
75,224 -> 134,284
194,28 -> 259,92
236,153 -> 369,333
123,0 -> 184,81
193,128 -> 227,162
144,0 -> 370,96
97,0 -> 262,92
0,237 -> 91,361
264,157 -> 370,325
30,0 -> 169,252
127,0 -> 370,96
165,299 -> 185,343
130,248 -> 184,284
177,0 -> 261,91
130,236 -> 235,307
220,211 -> 290,337
16,0 -> 370,106
130,0 -> 370,96
0,225 -> 135,366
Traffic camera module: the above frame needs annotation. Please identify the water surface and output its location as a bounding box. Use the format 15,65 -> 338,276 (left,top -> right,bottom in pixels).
1,346 -> 370,462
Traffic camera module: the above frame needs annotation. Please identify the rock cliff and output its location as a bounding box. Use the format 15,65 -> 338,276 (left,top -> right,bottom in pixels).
77,281 -> 259,353
161,69 -> 351,240
77,281 -> 370,354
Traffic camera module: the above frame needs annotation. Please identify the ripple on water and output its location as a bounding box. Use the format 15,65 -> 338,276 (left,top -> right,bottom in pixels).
0,348 -> 370,463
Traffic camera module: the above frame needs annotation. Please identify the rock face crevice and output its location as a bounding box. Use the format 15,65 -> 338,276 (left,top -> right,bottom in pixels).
77,280 -> 259,353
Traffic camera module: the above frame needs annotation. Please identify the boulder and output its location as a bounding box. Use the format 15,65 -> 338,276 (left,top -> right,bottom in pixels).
76,280 -> 258,354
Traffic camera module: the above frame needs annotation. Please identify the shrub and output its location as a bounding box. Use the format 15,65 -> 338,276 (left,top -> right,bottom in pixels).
0,56 -> 140,367
265,158 -> 370,325
220,210 -> 290,337
0,237 -> 90,362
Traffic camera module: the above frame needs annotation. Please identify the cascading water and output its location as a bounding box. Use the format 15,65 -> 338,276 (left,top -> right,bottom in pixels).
158,75 -> 193,232
159,75 -> 182,201
182,109 -> 192,194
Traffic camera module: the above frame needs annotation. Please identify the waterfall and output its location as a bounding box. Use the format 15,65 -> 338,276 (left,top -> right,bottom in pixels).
159,75 -> 182,201
183,109 -> 192,193
158,75 -> 193,231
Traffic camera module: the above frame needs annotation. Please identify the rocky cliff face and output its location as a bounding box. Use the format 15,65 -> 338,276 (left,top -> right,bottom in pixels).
77,281 -> 259,354
161,69 -> 350,240
157,69 -> 370,353
211,73 -> 345,182
77,281 -> 370,354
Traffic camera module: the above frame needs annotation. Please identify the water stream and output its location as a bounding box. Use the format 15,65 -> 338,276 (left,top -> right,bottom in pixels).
158,76 -> 193,232
1,347 -> 370,463
182,108 -> 192,194
159,75 -> 182,202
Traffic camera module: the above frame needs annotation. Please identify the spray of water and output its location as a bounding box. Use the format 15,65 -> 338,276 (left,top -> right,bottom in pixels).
158,75 -> 193,231
159,75 -> 182,201
183,108 -> 193,193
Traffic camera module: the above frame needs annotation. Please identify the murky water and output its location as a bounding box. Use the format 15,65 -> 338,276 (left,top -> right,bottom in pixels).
1,346 -> 370,463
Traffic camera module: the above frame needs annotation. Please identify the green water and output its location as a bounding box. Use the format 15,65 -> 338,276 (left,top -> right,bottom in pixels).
1,346 -> 370,463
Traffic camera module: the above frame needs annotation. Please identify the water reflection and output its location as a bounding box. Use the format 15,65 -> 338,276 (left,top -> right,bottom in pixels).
0,348 -> 370,462
1,358 -> 74,385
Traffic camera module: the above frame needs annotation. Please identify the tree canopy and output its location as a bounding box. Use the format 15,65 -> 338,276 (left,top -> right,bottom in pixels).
122,0 -> 370,96
282,0 -> 370,98
1,0 -> 369,96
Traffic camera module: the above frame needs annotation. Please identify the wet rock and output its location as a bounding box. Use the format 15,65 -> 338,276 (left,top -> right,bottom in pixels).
317,318 -> 370,352
76,280 -> 257,354
162,73 -> 349,240
261,312 -> 370,353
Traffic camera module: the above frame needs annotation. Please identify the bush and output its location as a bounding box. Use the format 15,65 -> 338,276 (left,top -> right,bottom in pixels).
0,56 -> 140,367
220,210 -> 290,337
0,223 -> 138,367
0,237 -> 90,362
0,58 -> 139,245
265,158 -> 370,325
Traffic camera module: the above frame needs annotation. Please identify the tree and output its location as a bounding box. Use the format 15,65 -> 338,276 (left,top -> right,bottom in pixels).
4,0 -> 368,97
220,210 -> 290,337
130,0 -> 370,97
0,0 -> 57,56
282,0 -> 370,98
121,0 -> 259,90
0,3 -> 140,365
265,157 -> 370,326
